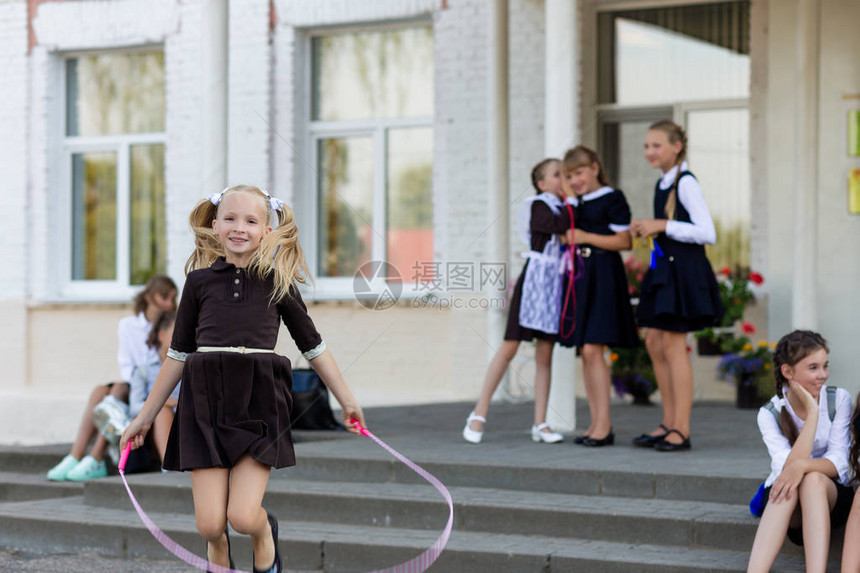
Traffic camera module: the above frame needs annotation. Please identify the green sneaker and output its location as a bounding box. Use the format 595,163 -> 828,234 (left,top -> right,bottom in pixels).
65,455 -> 107,481
46,454 -> 80,481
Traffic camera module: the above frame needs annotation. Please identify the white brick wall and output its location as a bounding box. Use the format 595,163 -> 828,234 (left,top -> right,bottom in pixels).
274,0 -> 438,27
227,0 -> 272,189
0,0 -> 28,300
507,0 -> 545,279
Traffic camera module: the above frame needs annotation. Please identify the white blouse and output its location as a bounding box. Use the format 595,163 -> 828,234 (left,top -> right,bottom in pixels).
660,162 -> 717,245
116,313 -> 160,383
757,385 -> 852,487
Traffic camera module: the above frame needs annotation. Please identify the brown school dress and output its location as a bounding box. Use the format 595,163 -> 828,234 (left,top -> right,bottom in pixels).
162,257 -> 323,471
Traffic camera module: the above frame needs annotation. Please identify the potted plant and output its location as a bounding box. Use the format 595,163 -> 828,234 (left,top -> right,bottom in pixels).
623,255 -> 647,304
716,334 -> 775,409
696,267 -> 765,355
609,338 -> 657,405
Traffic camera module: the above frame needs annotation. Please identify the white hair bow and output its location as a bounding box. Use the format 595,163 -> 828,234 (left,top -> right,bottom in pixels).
205,186 -> 283,212
260,189 -> 284,212
206,187 -> 230,206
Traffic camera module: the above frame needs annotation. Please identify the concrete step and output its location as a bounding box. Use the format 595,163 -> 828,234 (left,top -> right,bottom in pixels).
0,495 -> 811,572
84,473 -> 767,553
0,471 -> 83,502
2,444 -> 763,505
280,453 -> 762,506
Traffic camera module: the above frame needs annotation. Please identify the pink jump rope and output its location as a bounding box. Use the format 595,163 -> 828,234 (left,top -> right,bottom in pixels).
118,420 -> 453,573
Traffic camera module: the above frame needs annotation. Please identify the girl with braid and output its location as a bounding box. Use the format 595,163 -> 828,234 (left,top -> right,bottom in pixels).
747,330 -> 853,573
629,120 -> 723,452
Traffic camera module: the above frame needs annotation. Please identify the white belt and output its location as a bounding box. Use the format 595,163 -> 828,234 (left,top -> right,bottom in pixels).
196,346 -> 275,355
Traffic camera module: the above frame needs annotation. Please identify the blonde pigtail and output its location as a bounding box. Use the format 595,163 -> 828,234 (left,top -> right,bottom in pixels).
250,204 -> 312,304
185,199 -> 225,275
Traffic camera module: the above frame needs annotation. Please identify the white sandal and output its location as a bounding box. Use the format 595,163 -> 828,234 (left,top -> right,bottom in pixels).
531,423 -> 563,444
462,411 -> 486,444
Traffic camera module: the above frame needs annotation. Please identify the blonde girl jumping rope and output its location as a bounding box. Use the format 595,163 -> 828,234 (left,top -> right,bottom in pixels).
121,185 -> 365,573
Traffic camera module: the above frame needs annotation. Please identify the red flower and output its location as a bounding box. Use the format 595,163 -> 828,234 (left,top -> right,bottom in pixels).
719,266 -> 731,276
742,322 -> 756,334
749,272 -> 764,285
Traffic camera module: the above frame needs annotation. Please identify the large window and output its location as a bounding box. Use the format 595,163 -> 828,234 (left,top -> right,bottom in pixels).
309,26 -> 434,288
63,50 -> 166,294
596,2 -> 751,270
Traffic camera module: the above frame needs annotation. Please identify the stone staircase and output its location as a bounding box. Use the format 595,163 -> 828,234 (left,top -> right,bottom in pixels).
0,432 -> 818,573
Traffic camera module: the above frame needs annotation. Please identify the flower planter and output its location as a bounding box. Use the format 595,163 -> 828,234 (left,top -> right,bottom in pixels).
736,374 -> 767,409
697,332 -> 735,356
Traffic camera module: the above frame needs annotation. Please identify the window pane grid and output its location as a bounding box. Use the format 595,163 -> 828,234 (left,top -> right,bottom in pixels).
64,50 -> 166,292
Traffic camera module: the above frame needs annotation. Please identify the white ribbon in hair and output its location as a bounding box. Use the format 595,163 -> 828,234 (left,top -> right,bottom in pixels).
206,187 -> 230,206
260,189 -> 284,212
205,186 -> 283,212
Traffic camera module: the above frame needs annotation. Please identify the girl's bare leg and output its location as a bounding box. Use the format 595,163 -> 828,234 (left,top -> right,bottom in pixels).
841,492 -> 860,572
663,331 -> 692,443
190,467 -> 230,567
581,344 -> 611,439
747,496 -> 800,572
532,340 -> 555,427
227,454 -> 276,570
470,340 -> 520,431
152,407 -> 174,463
645,329 -> 673,436
70,385 -> 110,460
798,472 -> 837,573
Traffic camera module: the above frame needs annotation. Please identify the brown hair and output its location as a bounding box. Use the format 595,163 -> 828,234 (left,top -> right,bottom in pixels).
648,120 -> 688,219
132,274 -> 177,315
185,185 -> 310,303
562,145 -> 611,188
851,396 -> 860,484
530,158 -> 559,194
772,330 -> 829,446
147,310 -> 176,350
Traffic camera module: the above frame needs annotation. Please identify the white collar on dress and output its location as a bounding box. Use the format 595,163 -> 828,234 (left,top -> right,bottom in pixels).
659,161 -> 690,189
578,186 -> 614,203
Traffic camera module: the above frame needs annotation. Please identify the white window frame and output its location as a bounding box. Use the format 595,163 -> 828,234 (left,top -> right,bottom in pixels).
302,24 -> 434,300
58,48 -> 166,302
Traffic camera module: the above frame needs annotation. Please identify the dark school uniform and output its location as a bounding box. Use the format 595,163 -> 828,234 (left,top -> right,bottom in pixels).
162,257 -> 324,471
636,164 -> 723,333
558,187 -> 639,348
505,198 -> 574,342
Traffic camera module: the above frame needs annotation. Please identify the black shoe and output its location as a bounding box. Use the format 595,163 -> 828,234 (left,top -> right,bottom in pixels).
632,424 -> 670,448
206,528 -> 234,572
654,429 -> 691,452
582,430 -> 614,447
253,511 -> 281,573
573,434 -> 590,445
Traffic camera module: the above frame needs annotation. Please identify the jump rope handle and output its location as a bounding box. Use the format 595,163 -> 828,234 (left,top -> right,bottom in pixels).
119,442 -> 132,473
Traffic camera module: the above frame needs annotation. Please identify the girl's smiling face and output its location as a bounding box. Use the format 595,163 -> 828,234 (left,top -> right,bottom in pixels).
644,129 -> 683,173
783,348 -> 829,401
565,163 -> 601,196
212,191 -> 271,267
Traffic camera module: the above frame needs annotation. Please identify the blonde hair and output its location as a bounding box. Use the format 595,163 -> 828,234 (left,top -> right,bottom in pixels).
186,185 -> 310,303
648,120 -> 688,220
562,145 -> 611,187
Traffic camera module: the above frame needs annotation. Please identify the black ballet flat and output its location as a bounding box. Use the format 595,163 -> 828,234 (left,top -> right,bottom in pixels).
582,430 -> 615,448
573,434 -> 590,445
206,528 -> 235,572
632,424 -> 670,448
253,511 -> 281,573
654,429 -> 691,452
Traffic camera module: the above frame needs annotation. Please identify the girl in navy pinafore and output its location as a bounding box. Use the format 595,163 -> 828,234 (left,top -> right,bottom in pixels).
630,121 -> 723,453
